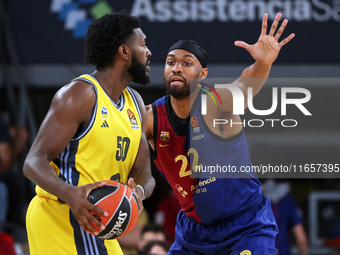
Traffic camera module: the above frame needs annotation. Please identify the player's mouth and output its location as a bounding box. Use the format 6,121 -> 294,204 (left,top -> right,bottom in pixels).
145,60 -> 151,72
146,60 -> 151,73
170,75 -> 185,86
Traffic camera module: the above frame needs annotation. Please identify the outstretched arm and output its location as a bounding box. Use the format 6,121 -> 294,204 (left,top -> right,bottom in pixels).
202,13 -> 295,138
215,13 -> 295,112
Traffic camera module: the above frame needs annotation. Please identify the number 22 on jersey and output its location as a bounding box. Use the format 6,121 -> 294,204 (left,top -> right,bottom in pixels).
175,148 -> 202,178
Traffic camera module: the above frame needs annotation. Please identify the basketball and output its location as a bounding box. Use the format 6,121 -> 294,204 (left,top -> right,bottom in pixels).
87,180 -> 139,240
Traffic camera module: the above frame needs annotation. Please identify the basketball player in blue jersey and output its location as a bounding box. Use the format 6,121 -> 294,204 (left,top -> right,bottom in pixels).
146,13 -> 295,254
23,13 -> 155,255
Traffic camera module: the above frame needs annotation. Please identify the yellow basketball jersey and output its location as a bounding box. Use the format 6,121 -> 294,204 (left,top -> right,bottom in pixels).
36,74 -> 142,199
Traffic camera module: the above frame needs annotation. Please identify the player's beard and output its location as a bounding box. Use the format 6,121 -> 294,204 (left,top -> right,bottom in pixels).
128,53 -> 150,85
164,75 -> 198,99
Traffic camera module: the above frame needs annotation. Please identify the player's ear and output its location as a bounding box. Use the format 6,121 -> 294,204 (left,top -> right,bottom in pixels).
118,44 -> 130,60
199,68 -> 208,80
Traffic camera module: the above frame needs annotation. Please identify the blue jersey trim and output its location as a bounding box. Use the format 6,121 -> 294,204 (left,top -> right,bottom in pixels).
154,96 -> 166,106
88,75 -> 125,111
56,140 -> 80,187
71,77 -> 98,141
59,143 -> 71,185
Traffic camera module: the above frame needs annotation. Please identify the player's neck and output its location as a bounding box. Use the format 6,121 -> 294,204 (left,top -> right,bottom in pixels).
170,96 -> 190,119
92,68 -> 131,104
170,90 -> 199,119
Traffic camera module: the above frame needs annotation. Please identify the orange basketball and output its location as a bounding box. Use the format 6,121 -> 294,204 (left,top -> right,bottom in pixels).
87,180 -> 139,240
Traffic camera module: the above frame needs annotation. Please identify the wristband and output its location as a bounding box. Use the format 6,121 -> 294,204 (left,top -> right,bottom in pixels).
136,184 -> 146,200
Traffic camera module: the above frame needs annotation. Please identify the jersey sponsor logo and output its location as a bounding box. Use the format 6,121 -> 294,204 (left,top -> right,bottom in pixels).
127,109 -> 138,125
160,131 -> 170,141
101,120 -> 109,127
159,143 -> 170,147
175,184 -> 188,198
101,106 -> 109,119
191,176 -> 216,194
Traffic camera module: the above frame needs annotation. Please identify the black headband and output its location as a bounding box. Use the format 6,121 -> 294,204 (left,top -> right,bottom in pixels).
167,40 -> 208,68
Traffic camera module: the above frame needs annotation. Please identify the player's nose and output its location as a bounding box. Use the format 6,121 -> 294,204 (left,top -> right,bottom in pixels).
172,62 -> 183,73
146,46 -> 151,57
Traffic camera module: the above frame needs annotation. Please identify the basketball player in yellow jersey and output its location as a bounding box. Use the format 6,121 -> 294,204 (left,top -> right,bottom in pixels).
23,13 -> 155,255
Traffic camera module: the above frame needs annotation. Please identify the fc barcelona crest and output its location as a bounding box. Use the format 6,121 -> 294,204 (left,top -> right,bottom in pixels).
160,131 -> 170,141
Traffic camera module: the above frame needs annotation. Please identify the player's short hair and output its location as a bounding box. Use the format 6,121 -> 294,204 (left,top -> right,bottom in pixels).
84,12 -> 141,69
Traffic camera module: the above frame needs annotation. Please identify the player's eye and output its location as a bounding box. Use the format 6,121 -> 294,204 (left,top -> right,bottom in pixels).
167,60 -> 174,65
184,61 -> 192,66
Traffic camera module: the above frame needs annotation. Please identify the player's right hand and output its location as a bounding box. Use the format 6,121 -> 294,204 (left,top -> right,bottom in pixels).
234,13 -> 295,65
127,177 -> 144,215
63,182 -> 109,235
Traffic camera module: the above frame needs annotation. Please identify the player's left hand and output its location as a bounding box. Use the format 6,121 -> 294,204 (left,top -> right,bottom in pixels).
127,177 -> 144,215
234,13 -> 295,65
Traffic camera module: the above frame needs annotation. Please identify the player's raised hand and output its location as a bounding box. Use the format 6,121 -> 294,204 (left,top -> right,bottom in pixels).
234,13 -> 295,65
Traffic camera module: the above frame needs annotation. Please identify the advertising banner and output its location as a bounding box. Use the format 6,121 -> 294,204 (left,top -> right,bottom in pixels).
8,0 -> 340,64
